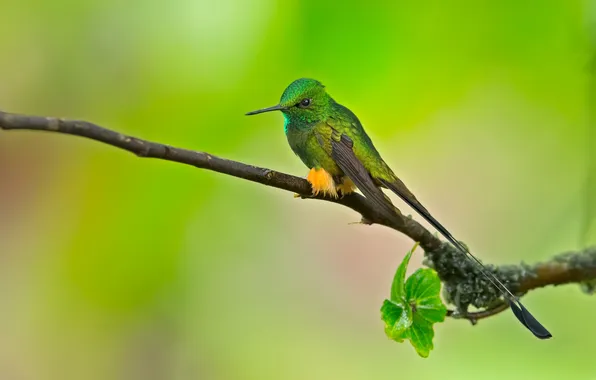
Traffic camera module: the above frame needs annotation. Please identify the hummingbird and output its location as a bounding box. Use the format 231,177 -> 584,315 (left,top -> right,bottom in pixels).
246,78 -> 551,339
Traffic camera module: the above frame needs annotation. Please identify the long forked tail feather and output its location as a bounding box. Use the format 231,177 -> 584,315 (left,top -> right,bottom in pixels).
379,177 -> 552,339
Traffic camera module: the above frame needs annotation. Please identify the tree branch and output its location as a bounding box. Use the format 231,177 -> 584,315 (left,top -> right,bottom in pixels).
1,110 -> 595,322
0,111 -> 439,250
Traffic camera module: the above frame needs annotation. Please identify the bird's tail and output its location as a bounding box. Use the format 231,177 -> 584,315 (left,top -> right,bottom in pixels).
378,175 -> 552,339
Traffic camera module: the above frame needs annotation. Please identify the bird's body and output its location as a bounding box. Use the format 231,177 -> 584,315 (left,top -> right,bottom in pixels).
280,81 -> 403,203
285,101 -> 383,179
246,78 -> 551,339
285,105 -> 368,194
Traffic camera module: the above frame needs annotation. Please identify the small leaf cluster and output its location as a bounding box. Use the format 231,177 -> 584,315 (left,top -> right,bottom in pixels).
380,243 -> 447,358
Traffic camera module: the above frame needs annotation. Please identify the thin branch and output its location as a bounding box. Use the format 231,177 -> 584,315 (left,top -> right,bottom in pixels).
518,248 -> 596,292
0,111 -> 439,251
447,302 -> 510,324
2,110 -> 596,323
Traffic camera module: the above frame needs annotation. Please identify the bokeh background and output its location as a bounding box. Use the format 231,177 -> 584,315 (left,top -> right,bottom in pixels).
1,1 -> 595,379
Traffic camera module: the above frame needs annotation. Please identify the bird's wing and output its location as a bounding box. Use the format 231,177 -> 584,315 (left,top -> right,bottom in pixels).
315,119 -> 398,221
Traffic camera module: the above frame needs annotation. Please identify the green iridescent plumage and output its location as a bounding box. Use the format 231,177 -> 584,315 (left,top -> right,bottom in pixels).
250,79 -> 397,188
246,78 -> 551,339
281,79 -> 393,179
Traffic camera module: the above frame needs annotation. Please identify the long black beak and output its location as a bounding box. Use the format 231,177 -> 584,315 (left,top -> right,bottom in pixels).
245,104 -> 286,116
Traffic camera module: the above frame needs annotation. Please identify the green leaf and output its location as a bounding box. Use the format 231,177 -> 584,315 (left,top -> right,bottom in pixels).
406,268 -> 447,324
407,313 -> 435,358
380,300 -> 412,342
390,242 -> 419,303
381,243 -> 447,358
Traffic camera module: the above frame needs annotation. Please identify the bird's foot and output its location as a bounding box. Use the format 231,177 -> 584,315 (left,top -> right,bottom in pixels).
306,168 -> 338,198
336,177 -> 356,198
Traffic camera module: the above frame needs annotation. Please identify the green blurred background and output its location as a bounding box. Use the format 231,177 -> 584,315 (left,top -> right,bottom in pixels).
1,0 -> 595,379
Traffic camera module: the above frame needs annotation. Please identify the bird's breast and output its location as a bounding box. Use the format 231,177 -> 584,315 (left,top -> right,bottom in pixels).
285,124 -> 309,158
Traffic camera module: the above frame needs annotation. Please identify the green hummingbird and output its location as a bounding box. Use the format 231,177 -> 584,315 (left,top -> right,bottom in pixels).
246,78 -> 551,339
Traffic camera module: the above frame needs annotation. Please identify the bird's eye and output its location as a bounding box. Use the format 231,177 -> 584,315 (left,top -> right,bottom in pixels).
298,98 -> 311,108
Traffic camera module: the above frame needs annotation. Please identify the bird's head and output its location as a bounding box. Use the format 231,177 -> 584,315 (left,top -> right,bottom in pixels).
246,78 -> 332,123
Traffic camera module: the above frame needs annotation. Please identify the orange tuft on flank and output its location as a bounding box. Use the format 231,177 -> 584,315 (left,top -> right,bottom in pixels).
306,168 -> 338,198
336,177 -> 356,195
